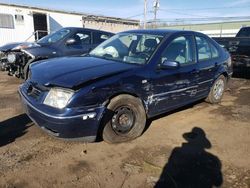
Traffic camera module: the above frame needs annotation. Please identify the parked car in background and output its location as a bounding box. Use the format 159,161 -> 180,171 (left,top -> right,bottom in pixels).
0,42 -> 34,71
213,27 -> 250,76
19,29 -> 232,143
2,27 -> 113,79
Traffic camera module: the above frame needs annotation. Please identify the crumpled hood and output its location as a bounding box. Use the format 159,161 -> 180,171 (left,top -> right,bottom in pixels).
0,42 -> 39,52
0,42 -> 23,52
30,56 -> 137,89
23,45 -> 57,58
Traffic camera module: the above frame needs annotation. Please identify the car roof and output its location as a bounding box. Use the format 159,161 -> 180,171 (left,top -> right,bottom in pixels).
120,29 -> 203,37
63,27 -> 114,34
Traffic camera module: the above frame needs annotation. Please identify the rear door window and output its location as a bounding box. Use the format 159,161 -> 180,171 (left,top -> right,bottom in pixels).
210,43 -> 219,58
196,36 -> 212,61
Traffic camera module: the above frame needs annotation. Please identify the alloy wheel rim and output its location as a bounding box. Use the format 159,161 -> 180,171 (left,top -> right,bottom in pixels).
213,79 -> 225,100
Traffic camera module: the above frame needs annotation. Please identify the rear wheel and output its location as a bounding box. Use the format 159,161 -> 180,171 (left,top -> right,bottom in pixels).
102,94 -> 146,143
206,75 -> 226,104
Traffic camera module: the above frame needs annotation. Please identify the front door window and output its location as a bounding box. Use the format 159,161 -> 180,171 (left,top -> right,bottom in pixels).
161,36 -> 195,65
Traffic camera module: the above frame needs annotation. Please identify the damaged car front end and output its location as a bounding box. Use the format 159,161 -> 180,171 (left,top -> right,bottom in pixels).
0,42 -> 38,78
0,42 -> 29,72
19,80 -> 106,141
6,47 -> 38,78
18,55 -> 138,141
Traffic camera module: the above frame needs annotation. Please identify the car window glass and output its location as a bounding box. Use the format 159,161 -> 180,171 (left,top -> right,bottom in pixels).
37,28 -> 70,44
119,35 -> 134,48
90,33 -> 163,65
125,35 -> 162,64
196,36 -> 212,61
210,42 -> 219,58
161,36 -> 195,65
135,35 -> 161,53
72,31 -> 91,45
93,32 -> 110,44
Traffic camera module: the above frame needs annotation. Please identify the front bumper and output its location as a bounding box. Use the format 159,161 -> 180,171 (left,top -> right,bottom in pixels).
19,86 -> 105,142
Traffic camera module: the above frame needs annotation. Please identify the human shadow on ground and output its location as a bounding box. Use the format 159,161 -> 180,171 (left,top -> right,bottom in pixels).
155,127 -> 223,188
0,114 -> 32,147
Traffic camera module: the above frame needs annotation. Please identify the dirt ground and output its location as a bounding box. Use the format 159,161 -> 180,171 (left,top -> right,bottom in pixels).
0,71 -> 249,188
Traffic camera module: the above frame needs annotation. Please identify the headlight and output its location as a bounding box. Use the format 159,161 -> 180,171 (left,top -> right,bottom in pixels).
7,53 -> 16,63
43,88 -> 74,109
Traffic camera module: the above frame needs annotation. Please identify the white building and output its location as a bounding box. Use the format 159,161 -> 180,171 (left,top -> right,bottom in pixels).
0,3 -> 139,45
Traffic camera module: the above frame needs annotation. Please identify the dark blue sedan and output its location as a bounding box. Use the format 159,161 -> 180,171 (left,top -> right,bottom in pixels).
19,29 -> 233,143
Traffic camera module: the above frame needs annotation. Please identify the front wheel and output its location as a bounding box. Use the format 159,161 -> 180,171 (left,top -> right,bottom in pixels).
206,75 -> 226,104
102,95 -> 146,143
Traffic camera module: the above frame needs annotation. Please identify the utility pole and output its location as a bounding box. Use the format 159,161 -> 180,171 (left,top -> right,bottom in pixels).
153,0 -> 160,28
144,0 -> 147,29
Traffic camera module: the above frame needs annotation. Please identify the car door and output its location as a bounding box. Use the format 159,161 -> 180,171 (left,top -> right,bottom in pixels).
92,32 -> 111,48
149,35 -> 200,114
63,30 -> 93,56
195,35 -> 219,97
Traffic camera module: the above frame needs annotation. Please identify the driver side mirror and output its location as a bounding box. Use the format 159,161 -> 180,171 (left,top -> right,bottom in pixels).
65,38 -> 76,46
160,60 -> 180,70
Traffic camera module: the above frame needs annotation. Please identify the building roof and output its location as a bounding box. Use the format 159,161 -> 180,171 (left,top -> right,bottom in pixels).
0,2 -> 139,25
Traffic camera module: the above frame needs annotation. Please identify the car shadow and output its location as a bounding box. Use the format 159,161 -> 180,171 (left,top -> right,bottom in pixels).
0,114 -> 32,147
144,99 -> 205,134
96,99 -> 206,142
155,127 -> 223,188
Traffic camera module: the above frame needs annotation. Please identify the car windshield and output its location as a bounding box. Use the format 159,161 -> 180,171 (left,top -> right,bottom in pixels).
37,28 -> 70,44
89,33 -> 163,65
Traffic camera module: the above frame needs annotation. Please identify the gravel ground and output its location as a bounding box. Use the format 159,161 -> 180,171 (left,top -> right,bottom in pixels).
0,71 -> 249,188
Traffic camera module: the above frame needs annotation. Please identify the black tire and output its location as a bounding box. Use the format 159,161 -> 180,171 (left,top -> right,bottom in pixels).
206,75 -> 226,104
102,94 -> 146,143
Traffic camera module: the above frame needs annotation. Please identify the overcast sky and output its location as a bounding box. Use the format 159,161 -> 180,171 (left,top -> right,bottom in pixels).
1,0 -> 250,21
